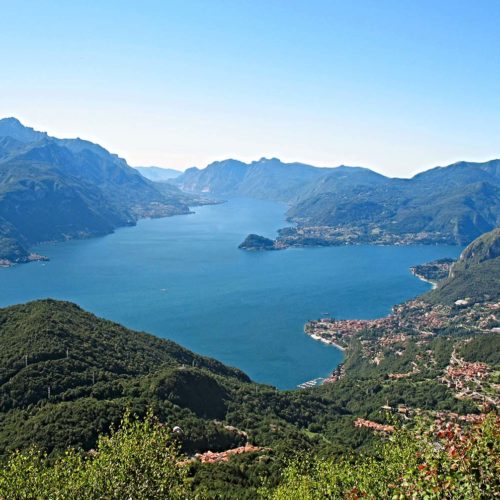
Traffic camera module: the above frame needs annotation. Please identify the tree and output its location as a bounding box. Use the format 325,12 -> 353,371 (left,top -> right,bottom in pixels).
0,411 -> 188,499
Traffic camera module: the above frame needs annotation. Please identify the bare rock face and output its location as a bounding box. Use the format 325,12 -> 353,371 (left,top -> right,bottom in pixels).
451,227 -> 500,277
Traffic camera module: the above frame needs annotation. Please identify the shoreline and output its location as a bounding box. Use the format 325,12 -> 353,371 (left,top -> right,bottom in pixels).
308,333 -> 347,352
0,202 -> 208,269
304,263 -> 443,382
411,271 -> 438,289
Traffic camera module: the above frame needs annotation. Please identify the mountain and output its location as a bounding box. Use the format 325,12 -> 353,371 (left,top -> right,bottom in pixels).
135,166 -> 183,182
0,118 -> 197,264
291,165 -> 389,202
425,227 -> 500,305
175,157 -> 339,201
0,299 -> 245,455
286,160 -> 500,245
0,117 -> 48,143
176,156 -> 499,246
0,298 -> 344,462
451,226 -> 500,273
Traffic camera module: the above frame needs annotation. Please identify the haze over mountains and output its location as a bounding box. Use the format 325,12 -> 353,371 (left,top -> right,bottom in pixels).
176,157 -> 336,201
135,166 -> 182,182
0,118 -> 198,263
175,157 -> 500,245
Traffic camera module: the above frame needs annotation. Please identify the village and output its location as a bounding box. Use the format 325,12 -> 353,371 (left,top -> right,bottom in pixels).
304,298 -> 499,412
274,225 -> 457,248
304,299 -> 453,354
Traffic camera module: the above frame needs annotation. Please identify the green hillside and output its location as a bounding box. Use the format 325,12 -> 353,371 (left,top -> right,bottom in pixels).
0,298 -> 486,497
0,299 -> 248,453
0,300 -> 350,462
286,161 -> 500,246
451,227 -> 500,273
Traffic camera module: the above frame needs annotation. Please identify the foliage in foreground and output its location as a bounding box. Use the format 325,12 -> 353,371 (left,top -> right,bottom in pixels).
0,411 -> 188,499
265,414 -> 499,500
1,413 -> 498,499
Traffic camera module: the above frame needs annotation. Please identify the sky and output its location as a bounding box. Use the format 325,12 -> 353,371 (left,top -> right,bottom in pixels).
1,0 -> 499,177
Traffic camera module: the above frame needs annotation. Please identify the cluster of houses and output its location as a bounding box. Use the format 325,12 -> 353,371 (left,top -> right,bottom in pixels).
277,225 -> 451,248
305,294 -> 498,420
445,361 -> 489,383
307,299 -> 498,371
305,300 -> 455,357
354,418 -> 394,433
434,411 -> 487,424
305,316 -> 392,350
194,444 -> 268,464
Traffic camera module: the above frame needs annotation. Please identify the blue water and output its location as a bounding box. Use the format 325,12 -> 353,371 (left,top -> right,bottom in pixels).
0,198 -> 461,388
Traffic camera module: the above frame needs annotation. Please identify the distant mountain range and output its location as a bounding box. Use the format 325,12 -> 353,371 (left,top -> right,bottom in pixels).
175,157 -> 500,245
1,117 -> 498,263
176,157 -> 334,201
135,166 -> 182,182
0,118 -> 203,264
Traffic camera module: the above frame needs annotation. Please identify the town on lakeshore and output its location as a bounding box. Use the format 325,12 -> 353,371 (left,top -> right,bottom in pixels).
305,297 -> 499,407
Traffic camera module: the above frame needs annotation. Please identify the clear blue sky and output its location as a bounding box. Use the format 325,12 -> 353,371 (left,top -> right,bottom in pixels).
1,0 -> 499,177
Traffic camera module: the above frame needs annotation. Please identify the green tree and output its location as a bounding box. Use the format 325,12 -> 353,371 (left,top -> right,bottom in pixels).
0,411 -> 188,499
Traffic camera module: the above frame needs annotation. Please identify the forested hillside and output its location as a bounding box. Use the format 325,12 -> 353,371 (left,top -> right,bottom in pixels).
425,227 -> 500,304
293,161 -> 498,243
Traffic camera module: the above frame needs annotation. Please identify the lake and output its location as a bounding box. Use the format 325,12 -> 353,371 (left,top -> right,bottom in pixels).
0,198 -> 461,388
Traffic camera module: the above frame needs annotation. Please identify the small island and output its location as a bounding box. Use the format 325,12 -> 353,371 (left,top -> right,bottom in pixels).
238,234 -> 278,251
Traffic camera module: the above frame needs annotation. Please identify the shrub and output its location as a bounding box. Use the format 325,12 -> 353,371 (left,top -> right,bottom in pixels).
264,414 -> 499,499
0,411 -> 188,499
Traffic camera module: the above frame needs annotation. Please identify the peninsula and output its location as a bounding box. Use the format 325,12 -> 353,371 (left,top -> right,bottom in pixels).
410,258 -> 455,287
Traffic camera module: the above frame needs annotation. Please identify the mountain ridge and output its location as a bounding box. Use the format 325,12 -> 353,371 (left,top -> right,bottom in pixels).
175,157 -> 343,202
172,157 -> 500,247
0,118 -> 203,264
